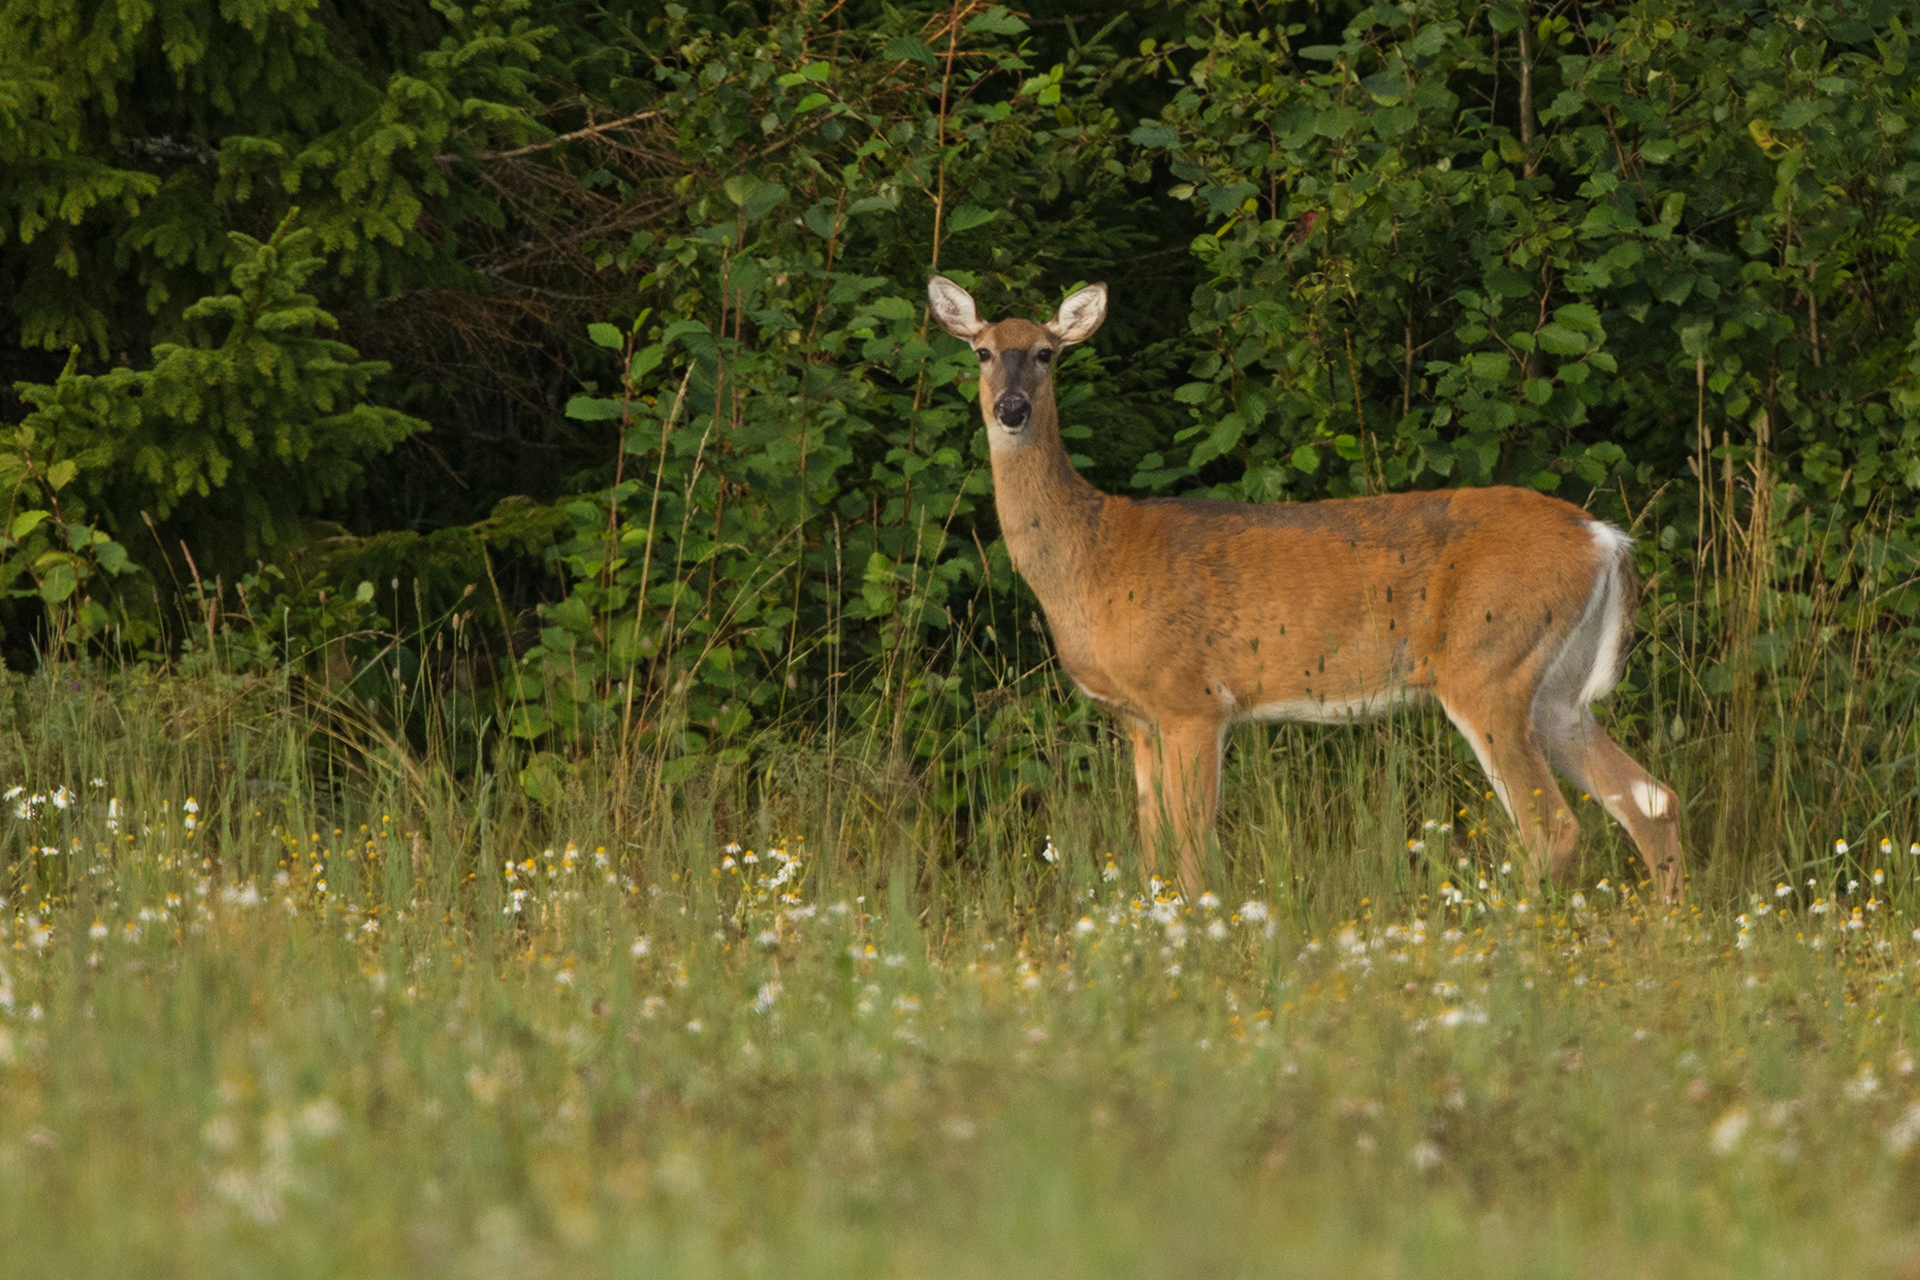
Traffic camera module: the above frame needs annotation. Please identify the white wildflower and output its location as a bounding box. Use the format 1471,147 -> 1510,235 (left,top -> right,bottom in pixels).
1888,1103 -> 1920,1157
297,1098 -> 344,1139
1845,1065 -> 1880,1100
1709,1108 -> 1748,1156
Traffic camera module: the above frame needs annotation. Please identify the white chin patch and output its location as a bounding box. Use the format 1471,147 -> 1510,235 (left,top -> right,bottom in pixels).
986,421 -> 1029,452
1629,780 -> 1669,818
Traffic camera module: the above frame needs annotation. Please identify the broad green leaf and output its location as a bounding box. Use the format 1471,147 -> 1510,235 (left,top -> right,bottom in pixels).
507,705 -> 553,741
743,182 -> 787,221
520,752 -> 566,804
882,35 -> 937,65
629,344 -> 665,380
1780,100 -> 1823,129
566,394 -> 628,421
1546,88 -> 1584,120
1405,23 -> 1449,57
1556,303 -> 1603,334
1486,267 -> 1532,299
46,459 -> 76,491
1311,106 -> 1362,138
1468,352 -> 1509,381
1201,182 -> 1257,217
965,6 -> 1026,35
1129,120 -> 1180,148
9,510 -> 49,541
587,322 -> 623,350
1535,324 -> 1587,356
803,202 -> 841,239
660,755 -> 703,786
38,560 -> 77,604
1361,72 -> 1408,102
946,204 -> 998,234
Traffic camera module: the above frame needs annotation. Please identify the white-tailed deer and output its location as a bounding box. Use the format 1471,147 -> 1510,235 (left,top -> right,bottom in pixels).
928,275 -> 1684,901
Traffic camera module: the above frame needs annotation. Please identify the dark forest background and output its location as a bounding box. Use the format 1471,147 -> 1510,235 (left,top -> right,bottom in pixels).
4,0 -> 1919,866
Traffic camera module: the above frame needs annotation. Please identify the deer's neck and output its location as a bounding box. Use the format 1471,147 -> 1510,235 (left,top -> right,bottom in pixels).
990,392 -> 1107,610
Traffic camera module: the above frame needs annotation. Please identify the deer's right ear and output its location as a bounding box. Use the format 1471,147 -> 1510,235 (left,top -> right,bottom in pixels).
927,275 -> 985,339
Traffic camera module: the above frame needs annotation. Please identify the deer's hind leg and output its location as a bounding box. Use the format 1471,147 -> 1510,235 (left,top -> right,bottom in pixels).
1524,564 -> 1685,901
1440,693 -> 1580,889
1534,709 -> 1683,902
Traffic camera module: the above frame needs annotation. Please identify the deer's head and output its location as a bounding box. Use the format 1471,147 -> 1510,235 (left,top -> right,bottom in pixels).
927,276 -> 1107,450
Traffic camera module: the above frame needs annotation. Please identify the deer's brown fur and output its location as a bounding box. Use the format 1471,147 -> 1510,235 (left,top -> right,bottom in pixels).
928,275 -> 1683,900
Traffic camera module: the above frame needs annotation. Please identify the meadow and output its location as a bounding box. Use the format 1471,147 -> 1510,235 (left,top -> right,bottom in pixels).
4,663 -> 1920,1280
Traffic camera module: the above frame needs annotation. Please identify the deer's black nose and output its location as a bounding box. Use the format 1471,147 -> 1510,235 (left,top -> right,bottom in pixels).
995,392 -> 1031,428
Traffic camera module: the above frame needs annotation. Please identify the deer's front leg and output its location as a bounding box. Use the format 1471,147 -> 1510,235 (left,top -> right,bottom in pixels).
1129,715 -> 1222,898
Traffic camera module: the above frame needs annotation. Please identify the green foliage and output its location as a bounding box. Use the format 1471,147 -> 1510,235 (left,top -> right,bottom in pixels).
0,214 -> 424,645
4,0 -> 1920,874
1138,0 -> 1920,508
494,1 -> 1139,788
0,0 -> 549,354
2,670 -> 1920,1274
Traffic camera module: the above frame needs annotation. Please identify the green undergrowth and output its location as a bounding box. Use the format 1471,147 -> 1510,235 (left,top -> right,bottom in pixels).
2,667 -> 1920,1278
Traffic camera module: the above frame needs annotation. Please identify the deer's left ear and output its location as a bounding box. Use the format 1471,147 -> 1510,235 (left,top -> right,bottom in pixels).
1046,283 -> 1107,345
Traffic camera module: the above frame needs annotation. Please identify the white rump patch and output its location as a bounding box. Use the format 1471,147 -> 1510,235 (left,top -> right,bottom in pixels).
1588,520 -> 1634,557
1577,521 -> 1634,706
1629,780 -> 1670,818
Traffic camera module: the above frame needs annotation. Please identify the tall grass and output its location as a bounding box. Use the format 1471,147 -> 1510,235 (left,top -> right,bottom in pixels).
1,471 -> 1919,1275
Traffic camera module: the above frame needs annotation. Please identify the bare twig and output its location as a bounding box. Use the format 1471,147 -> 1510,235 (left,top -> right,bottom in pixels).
436,109 -> 663,166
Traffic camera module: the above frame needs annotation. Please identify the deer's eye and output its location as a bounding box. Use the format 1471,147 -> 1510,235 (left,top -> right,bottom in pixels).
1035,348 -> 1054,364
974,348 -> 992,362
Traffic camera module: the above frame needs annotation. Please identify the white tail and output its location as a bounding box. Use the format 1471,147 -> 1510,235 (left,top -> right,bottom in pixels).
929,275 -> 1684,901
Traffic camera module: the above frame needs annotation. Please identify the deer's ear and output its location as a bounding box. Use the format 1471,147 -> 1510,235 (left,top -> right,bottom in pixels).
927,275 -> 985,339
1046,283 -> 1107,345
